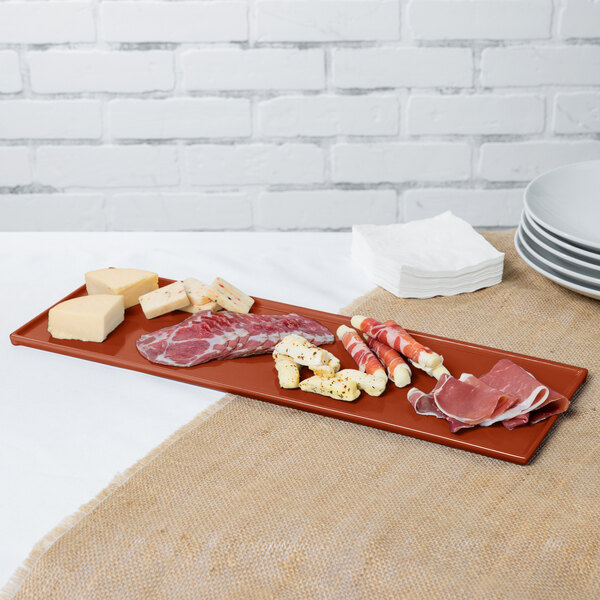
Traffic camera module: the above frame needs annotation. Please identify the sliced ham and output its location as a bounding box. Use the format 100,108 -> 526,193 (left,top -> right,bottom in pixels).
406,358 -> 570,433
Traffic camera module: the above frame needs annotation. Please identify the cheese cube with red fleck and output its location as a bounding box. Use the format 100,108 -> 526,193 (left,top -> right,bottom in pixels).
207,277 -> 254,314
139,281 -> 189,319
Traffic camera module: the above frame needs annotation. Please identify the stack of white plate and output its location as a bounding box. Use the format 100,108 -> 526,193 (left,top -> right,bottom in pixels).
515,160 -> 600,300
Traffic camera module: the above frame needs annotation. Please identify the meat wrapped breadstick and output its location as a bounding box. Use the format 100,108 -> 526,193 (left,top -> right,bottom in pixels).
364,335 -> 411,388
351,316 -> 442,369
336,325 -> 387,381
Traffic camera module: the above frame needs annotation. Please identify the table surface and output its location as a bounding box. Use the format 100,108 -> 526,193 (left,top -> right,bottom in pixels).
0,231 -> 373,587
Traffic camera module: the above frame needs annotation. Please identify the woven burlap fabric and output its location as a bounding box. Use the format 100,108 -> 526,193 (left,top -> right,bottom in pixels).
4,230 -> 599,600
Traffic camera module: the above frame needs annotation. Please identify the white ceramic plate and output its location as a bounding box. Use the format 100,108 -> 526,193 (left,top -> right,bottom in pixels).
518,226 -> 600,284
514,230 -> 600,300
520,217 -> 600,274
522,209 -> 600,264
524,160 -> 600,252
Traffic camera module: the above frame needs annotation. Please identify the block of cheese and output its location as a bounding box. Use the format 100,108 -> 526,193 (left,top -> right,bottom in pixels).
299,375 -> 361,402
85,268 -> 158,309
336,369 -> 387,397
139,281 -> 190,319
182,278 -> 211,306
273,351 -> 301,389
179,301 -> 222,314
273,334 -> 327,368
48,294 -> 124,342
206,277 -> 254,314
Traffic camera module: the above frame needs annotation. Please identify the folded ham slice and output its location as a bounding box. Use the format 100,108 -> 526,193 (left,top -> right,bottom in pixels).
407,358 -> 570,433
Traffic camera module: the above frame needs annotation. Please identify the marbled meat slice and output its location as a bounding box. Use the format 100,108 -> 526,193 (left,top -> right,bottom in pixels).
136,310 -> 334,367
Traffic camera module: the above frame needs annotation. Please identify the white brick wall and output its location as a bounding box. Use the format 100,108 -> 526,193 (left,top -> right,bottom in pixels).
0,0 -> 599,231
0,51 -> 22,93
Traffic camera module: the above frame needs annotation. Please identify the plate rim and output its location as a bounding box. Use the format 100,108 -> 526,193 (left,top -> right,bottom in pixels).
514,229 -> 600,299
523,160 -> 600,252
518,224 -> 600,283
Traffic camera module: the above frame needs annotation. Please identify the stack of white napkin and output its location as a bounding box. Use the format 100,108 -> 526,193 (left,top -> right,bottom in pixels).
352,211 -> 504,299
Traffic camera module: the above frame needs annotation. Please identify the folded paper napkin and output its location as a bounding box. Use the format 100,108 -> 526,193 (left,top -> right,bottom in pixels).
352,211 -> 505,299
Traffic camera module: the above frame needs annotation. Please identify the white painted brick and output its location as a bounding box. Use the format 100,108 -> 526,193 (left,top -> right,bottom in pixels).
29,51 -> 174,94
0,101 -> 102,139
256,1 -> 399,42
479,141 -> 600,182
403,188 -> 524,227
256,190 -> 397,229
101,1 -> 247,42
408,0 -> 551,40
558,0 -> 600,39
0,1 -> 94,43
481,46 -> 600,87
553,93 -> 600,134
0,147 -> 32,187
108,99 -> 251,140
0,194 -> 105,231
408,94 -> 544,135
257,95 -> 399,137
0,51 -> 22,93
333,48 -> 472,89
332,143 -> 471,183
183,49 -> 325,91
186,144 -> 324,185
37,146 -> 179,188
106,193 -> 252,230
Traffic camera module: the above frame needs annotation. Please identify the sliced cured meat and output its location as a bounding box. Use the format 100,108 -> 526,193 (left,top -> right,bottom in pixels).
433,374 -> 507,425
407,384 -> 473,433
406,358 -> 571,433
365,335 -> 411,387
136,310 -> 334,367
337,325 -> 386,379
530,388 -> 569,424
351,315 -> 442,369
479,359 -> 549,420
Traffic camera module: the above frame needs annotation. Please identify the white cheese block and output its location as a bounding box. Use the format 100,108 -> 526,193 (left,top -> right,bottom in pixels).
273,352 -> 301,389
299,375 -> 361,402
139,281 -> 190,319
48,294 -> 124,343
85,268 -> 158,309
179,301 -> 222,314
206,277 -> 254,314
336,369 -> 387,397
274,334 -> 327,367
182,278 -> 211,306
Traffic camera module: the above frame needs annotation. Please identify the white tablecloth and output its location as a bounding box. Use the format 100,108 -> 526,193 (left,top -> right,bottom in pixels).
0,231 -> 373,586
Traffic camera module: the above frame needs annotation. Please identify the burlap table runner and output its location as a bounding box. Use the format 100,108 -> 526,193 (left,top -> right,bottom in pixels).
3,230 -> 599,600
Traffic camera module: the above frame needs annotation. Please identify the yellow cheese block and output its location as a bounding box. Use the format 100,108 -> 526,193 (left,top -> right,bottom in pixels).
139,281 -> 190,319
85,268 -> 158,309
48,294 -> 124,342
179,301 -> 222,314
206,277 -> 254,314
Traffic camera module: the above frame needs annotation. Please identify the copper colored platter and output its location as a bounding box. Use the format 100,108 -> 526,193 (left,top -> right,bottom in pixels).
10,278 -> 587,465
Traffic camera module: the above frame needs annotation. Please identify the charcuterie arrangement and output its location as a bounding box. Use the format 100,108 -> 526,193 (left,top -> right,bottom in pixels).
44,267 -> 571,434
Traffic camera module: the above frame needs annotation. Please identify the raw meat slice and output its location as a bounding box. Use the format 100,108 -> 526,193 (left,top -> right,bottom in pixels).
406,358 -> 571,433
478,359 -> 554,425
432,374 -> 504,425
530,388 -> 569,424
136,310 -> 334,367
407,384 -> 473,433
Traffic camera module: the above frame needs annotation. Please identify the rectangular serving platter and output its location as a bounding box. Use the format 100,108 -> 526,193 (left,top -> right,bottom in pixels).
10,277 -> 587,465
